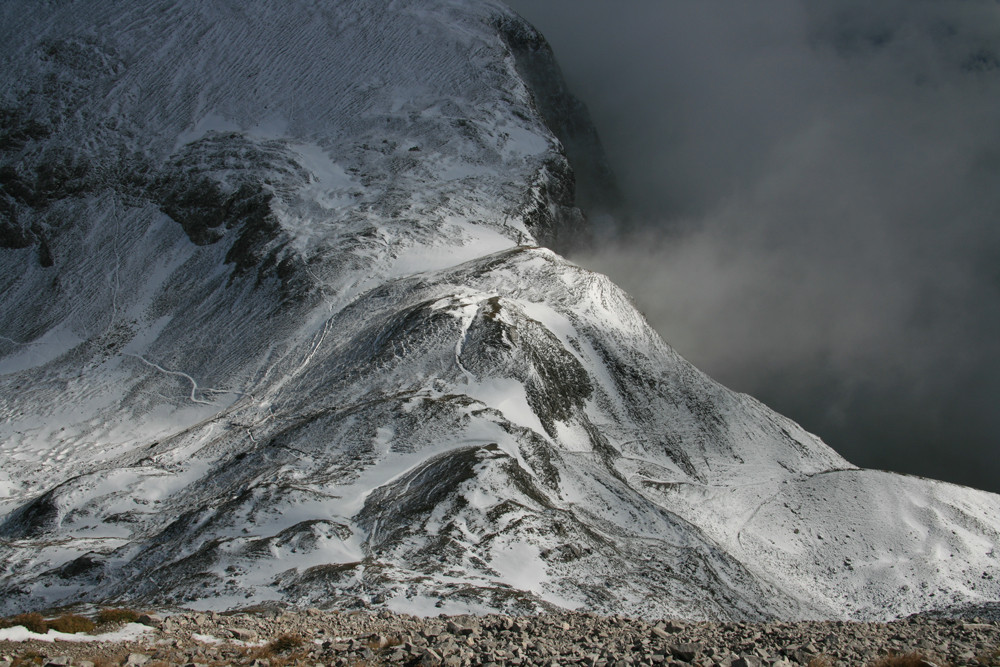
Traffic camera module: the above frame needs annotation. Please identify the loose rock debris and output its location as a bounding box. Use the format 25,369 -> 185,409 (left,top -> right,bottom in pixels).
1,608 -> 998,666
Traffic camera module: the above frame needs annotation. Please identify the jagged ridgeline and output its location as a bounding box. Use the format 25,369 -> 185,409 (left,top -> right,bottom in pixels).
0,0 -> 998,620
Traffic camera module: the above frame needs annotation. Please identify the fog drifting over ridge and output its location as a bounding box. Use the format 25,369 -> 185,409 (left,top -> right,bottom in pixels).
506,0 -> 1000,493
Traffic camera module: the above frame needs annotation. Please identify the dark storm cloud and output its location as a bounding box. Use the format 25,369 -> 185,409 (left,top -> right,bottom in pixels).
506,0 -> 1000,493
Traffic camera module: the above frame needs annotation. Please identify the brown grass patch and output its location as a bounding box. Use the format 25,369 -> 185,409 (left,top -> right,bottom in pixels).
95,607 -> 141,626
245,633 -> 309,666
266,633 -> 305,654
47,613 -> 96,634
867,652 -> 940,667
0,612 -> 47,634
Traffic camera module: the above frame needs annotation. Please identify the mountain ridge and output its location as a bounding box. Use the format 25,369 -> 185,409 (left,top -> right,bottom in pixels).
0,0 -> 998,621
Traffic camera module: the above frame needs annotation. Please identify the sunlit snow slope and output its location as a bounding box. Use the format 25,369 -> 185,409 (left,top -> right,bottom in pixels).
1,0 -> 998,620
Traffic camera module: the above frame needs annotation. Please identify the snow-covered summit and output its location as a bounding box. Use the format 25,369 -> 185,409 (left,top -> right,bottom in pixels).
0,0 -> 998,620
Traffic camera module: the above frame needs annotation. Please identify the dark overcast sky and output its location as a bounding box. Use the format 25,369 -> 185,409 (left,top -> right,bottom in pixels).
506,0 -> 1000,494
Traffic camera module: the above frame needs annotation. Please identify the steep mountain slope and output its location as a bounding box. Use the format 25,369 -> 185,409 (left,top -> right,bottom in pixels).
1,0 -> 998,620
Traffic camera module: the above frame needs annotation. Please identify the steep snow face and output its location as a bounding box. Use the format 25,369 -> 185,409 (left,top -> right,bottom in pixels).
1,0 -> 999,620
0,0 -> 571,496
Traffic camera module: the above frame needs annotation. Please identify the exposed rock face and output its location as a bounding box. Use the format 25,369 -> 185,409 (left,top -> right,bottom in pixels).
0,0 -> 999,621
495,13 -> 624,241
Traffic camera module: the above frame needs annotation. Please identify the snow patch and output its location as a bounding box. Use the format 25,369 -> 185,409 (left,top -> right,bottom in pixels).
0,324 -> 84,374
0,623 -> 153,643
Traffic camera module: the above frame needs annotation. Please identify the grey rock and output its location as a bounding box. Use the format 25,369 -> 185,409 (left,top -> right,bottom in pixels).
963,623 -> 994,631
671,643 -> 704,662
421,648 -> 443,666
137,613 -> 163,627
789,650 -> 814,665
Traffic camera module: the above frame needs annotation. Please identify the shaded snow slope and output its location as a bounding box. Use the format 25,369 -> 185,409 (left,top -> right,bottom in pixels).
1,0 -> 998,620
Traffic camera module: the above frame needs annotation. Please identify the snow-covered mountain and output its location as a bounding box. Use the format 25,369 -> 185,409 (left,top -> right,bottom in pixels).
1,0 -> 998,620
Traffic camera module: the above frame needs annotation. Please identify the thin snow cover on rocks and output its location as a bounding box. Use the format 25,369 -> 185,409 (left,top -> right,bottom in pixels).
0,0 -> 998,621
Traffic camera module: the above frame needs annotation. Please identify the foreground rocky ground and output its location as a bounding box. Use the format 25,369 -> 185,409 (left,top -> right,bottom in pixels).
2,608 -> 999,667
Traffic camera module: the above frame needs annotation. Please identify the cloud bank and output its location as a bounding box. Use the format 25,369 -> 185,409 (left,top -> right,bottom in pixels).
507,0 -> 1000,493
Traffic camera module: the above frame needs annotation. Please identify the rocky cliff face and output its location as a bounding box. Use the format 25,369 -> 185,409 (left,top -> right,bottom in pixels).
0,0 -> 998,621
